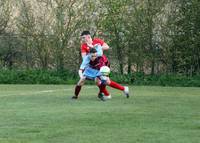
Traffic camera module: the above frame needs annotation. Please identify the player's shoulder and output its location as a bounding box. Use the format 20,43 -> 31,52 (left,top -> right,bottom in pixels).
93,38 -> 104,45
81,43 -> 87,49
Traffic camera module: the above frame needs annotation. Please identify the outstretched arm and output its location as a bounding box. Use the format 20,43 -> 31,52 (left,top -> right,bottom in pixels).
102,42 -> 109,51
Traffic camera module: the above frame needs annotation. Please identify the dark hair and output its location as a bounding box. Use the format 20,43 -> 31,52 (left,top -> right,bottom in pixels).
90,48 -> 97,53
81,31 -> 90,36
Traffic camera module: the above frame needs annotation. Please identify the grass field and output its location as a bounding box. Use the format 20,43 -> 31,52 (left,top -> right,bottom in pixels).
0,85 -> 199,143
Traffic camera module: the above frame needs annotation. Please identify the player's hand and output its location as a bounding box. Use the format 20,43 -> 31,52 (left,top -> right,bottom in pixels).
100,75 -> 107,80
78,69 -> 83,78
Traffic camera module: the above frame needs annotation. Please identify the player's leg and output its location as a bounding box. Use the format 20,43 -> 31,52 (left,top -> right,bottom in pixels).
95,77 -> 111,101
72,77 -> 86,99
99,84 -> 112,100
83,67 -> 111,100
73,67 -> 100,99
105,77 -> 129,98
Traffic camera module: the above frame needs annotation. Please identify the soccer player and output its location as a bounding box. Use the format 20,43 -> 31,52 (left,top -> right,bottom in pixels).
79,30 -> 110,96
72,48 -> 129,101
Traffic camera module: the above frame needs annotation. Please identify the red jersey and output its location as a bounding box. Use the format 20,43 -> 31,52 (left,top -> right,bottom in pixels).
89,55 -> 110,70
81,38 -> 104,54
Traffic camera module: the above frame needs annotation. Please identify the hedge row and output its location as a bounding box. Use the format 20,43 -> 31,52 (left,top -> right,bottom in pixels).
110,72 -> 200,87
0,70 -> 78,84
0,70 -> 199,87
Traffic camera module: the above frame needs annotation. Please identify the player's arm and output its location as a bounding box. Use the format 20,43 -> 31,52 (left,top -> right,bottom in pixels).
102,42 -> 109,51
81,52 -> 87,58
81,45 -> 88,59
79,55 -> 90,78
94,44 -> 103,57
94,38 -> 109,51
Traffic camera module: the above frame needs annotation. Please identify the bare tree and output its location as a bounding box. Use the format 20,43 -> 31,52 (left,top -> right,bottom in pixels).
0,0 -> 11,34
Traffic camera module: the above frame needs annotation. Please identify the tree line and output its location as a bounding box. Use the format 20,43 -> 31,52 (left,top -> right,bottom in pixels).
0,0 -> 199,76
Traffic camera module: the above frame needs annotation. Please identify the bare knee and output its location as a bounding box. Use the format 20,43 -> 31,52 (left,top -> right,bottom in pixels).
77,77 -> 86,86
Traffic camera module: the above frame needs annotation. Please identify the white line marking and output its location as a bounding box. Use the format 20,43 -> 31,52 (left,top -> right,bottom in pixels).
0,86 -> 95,97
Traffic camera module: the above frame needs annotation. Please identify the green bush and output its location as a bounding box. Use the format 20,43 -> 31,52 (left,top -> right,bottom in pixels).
0,70 -> 199,86
110,72 -> 200,87
0,70 -> 78,84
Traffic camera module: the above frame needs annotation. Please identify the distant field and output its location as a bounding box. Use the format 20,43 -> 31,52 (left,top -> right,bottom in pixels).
0,85 -> 199,143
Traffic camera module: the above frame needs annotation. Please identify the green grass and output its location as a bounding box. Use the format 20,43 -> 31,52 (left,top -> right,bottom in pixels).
0,85 -> 199,143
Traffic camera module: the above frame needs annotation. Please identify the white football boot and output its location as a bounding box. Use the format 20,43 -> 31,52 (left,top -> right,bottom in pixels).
123,86 -> 129,98
103,95 -> 112,100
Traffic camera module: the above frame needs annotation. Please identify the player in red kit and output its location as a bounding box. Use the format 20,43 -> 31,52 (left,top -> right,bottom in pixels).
80,31 -> 109,58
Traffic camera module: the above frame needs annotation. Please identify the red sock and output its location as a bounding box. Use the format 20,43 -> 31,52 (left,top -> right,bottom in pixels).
75,85 -> 82,97
109,80 -> 124,91
99,84 -> 110,96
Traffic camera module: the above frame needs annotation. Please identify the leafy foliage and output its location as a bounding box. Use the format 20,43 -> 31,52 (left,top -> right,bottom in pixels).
0,0 -> 199,85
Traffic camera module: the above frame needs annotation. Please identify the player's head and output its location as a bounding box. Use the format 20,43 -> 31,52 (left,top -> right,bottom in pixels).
81,31 -> 90,36
80,30 -> 92,43
89,48 -> 97,61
